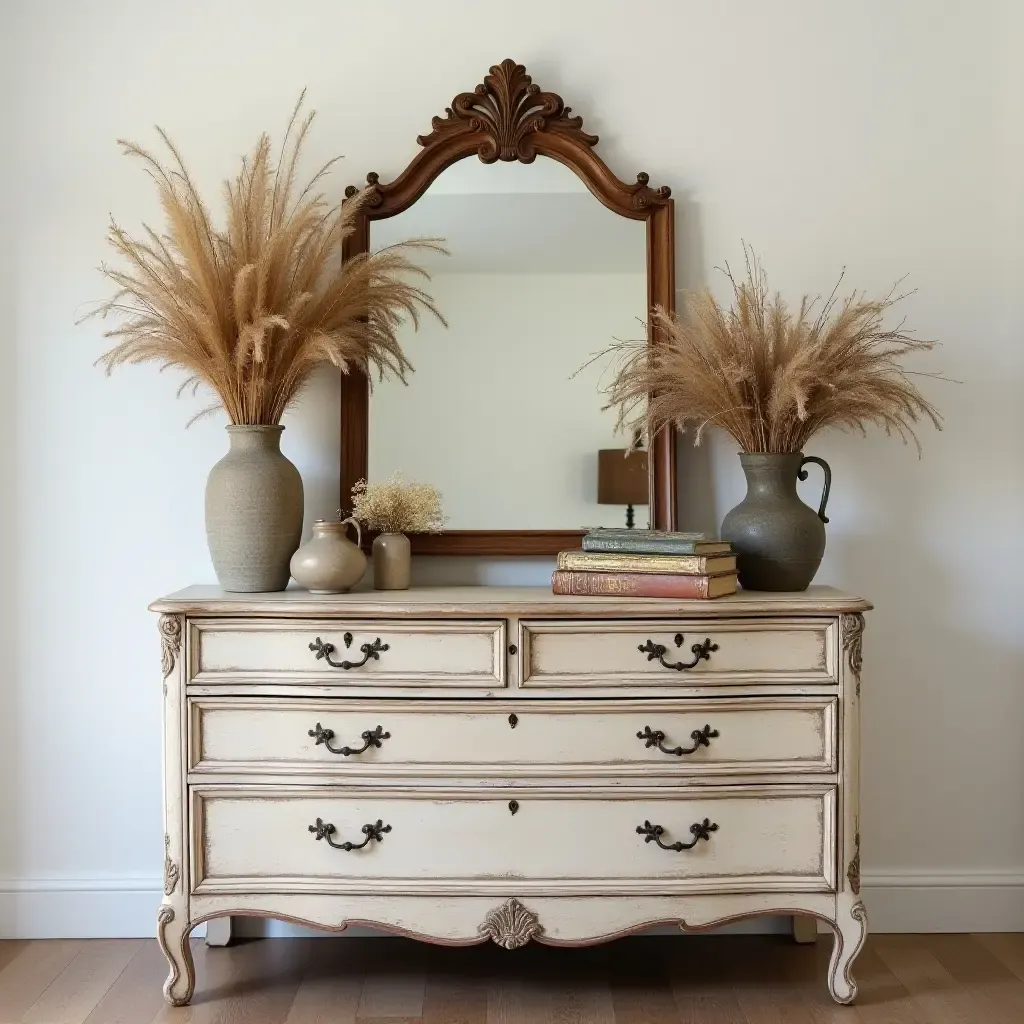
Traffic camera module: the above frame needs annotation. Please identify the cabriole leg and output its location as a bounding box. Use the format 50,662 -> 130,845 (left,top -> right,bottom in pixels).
157,902 -> 196,1006
827,896 -> 868,1004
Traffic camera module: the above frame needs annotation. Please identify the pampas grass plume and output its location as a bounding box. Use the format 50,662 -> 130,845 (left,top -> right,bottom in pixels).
84,92 -> 446,425
597,247 -> 944,454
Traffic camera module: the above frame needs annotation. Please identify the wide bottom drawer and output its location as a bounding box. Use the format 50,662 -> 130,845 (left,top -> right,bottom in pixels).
191,785 -> 836,896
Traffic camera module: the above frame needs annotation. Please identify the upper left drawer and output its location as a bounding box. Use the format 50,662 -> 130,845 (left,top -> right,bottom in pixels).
187,619 -> 507,687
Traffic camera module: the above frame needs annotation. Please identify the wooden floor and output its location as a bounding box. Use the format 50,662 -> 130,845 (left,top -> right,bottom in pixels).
1,933 -> 1024,1023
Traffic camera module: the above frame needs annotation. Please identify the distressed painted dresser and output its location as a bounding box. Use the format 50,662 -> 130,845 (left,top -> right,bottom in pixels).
151,584 -> 870,1004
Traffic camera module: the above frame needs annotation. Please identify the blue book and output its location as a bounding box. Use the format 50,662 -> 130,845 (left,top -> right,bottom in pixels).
582,529 -> 731,556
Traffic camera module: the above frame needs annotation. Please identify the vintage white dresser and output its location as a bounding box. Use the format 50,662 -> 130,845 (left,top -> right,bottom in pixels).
151,584 -> 870,1004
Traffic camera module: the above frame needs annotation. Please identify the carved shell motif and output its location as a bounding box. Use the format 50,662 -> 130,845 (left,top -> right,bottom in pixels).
159,614 -> 182,679
478,898 -> 543,949
419,58 -> 597,164
841,613 -> 864,696
344,59 -> 671,215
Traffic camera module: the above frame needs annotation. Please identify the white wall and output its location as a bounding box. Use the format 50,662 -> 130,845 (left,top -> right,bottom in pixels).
2,0 -> 1022,936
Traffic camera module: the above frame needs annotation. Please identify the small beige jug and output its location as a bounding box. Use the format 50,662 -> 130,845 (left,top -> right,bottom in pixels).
290,516 -> 367,594
373,532 -> 411,590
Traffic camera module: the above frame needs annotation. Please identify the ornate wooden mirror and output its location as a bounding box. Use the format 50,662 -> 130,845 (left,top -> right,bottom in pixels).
341,59 -> 676,556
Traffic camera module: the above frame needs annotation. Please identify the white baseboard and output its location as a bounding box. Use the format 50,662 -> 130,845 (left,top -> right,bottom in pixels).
0,878 -> 204,939
861,870 -> 1024,933
3,872 -> 1023,939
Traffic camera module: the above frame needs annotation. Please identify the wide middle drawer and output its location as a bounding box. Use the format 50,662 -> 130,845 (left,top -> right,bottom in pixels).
188,697 -> 837,778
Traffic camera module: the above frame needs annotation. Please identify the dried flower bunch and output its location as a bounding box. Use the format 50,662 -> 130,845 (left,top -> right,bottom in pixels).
598,249 -> 943,454
351,475 -> 446,534
86,93 -> 445,425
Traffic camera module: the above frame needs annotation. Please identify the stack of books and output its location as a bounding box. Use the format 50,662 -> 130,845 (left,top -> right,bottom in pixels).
552,529 -> 738,599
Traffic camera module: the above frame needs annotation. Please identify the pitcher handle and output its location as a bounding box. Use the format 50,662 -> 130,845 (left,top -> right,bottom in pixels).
340,515 -> 363,547
798,456 -> 831,524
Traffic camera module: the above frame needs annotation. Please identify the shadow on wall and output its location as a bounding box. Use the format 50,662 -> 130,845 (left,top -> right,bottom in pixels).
285,367 -> 344,538
823,431 -> 1024,877
671,193 -> 721,534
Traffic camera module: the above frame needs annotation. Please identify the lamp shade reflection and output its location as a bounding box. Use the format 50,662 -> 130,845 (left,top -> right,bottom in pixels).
597,448 -> 649,528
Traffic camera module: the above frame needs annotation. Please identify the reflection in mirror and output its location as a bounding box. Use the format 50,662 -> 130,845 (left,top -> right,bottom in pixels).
369,157 -> 648,531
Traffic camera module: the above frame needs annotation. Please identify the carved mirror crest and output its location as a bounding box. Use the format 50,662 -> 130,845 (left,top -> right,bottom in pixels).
341,59 -> 676,556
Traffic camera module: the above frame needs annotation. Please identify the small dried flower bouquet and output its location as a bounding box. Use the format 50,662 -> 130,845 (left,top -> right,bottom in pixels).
351,474 -> 446,591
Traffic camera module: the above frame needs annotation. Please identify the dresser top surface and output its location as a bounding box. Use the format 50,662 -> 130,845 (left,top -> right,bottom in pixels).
150,584 -> 871,618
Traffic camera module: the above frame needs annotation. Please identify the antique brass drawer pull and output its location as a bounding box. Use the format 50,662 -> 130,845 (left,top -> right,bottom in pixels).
308,723 -> 390,756
309,636 -> 389,670
638,634 -> 718,671
308,817 -> 392,851
637,723 -> 718,756
636,817 -> 718,851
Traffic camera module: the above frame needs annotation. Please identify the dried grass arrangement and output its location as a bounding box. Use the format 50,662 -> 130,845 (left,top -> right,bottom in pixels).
351,474 -> 446,534
598,250 -> 943,454
85,94 -> 445,425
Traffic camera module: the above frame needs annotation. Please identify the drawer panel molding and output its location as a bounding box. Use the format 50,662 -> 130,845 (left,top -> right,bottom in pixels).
190,784 -> 836,896
188,696 -> 837,779
189,619 -> 506,687
521,618 -> 837,688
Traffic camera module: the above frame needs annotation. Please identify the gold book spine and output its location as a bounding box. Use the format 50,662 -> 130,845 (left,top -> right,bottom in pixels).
557,550 -> 732,575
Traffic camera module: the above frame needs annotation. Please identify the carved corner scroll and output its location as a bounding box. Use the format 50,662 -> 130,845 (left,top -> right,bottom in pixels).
478,898 -> 543,949
841,613 -> 864,697
164,834 -> 180,896
159,614 -> 182,679
847,831 -> 861,895
157,903 -> 176,941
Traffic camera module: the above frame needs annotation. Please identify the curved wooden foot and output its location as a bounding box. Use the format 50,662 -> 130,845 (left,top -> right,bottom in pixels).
828,897 -> 868,1004
157,904 -> 196,1006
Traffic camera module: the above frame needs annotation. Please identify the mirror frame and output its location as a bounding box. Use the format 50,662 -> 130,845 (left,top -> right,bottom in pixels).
340,58 -> 676,556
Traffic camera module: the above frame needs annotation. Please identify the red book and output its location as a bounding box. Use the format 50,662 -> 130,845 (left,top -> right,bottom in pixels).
551,570 -> 738,599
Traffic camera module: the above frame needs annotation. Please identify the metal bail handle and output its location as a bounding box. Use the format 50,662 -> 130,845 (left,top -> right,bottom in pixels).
799,456 -> 831,524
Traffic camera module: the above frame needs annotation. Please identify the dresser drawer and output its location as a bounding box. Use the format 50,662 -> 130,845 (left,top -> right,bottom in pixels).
191,785 -> 836,895
520,619 -> 836,688
188,619 -> 506,687
188,697 -> 837,778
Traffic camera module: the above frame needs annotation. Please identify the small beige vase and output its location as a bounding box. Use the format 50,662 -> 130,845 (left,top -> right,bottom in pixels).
290,517 -> 367,594
373,532 -> 411,590
205,425 -> 303,593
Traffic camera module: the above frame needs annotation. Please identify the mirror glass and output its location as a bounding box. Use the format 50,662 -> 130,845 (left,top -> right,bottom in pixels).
368,157 -> 648,530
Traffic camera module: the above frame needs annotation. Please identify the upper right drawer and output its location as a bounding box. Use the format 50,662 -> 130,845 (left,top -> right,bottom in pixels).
520,619 -> 837,689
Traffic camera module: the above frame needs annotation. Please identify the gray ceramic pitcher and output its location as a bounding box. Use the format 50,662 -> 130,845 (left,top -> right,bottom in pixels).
720,452 -> 831,592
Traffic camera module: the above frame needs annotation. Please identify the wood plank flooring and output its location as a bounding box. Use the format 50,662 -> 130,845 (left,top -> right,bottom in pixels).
0,933 -> 1021,1024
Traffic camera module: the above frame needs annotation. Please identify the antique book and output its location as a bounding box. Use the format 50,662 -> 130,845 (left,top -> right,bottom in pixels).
557,549 -> 737,575
551,570 -> 739,599
583,529 -> 731,556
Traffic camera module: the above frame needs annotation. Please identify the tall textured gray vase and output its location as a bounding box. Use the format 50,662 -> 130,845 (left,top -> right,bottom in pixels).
205,425 -> 304,593
720,452 -> 831,592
